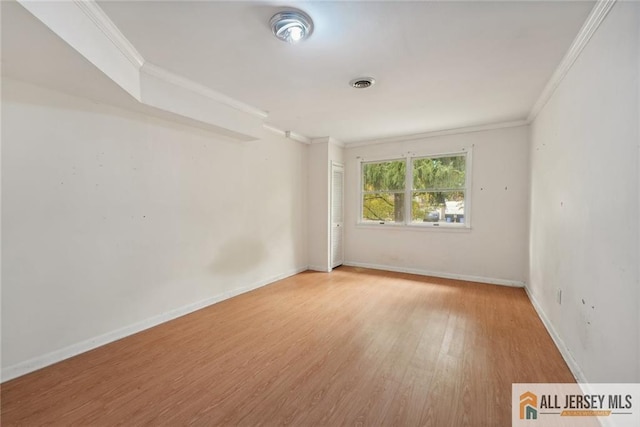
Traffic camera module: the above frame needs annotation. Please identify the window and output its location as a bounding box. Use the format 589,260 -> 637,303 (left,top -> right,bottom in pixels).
360,151 -> 470,228
362,159 -> 406,223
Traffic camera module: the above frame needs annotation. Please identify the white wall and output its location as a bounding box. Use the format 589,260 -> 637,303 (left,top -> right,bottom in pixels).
344,125 -> 530,285
528,1 -> 639,382
307,138 -> 344,272
1,79 -> 308,379
307,142 -> 329,271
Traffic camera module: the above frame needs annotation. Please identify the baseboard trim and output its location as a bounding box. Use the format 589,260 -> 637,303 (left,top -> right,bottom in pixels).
524,285 -> 587,383
342,261 -> 525,287
307,265 -> 331,272
1,266 -> 308,383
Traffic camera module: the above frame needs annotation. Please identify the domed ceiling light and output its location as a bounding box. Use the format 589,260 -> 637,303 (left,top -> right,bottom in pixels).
270,9 -> 314,43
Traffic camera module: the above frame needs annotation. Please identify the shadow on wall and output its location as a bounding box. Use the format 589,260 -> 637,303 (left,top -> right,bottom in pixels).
209,236 -> 267,275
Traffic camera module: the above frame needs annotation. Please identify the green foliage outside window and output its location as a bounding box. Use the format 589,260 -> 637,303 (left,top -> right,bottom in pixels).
411,156 -> 466,222
362,155 -> 466,223
362,160 -> 405,222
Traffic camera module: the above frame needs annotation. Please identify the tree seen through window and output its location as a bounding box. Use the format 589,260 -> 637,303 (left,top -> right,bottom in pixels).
361,154 -> 467,224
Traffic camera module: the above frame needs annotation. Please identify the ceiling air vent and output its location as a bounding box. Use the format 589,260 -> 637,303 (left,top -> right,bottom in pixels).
350,77 -> 376,89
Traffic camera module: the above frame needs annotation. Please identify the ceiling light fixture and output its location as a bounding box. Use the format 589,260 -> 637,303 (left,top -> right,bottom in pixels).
270,9 -> 314,43
350,77 -> 376,89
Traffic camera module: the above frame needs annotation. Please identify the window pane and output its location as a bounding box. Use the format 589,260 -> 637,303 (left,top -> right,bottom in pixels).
362,160 -> 406,191
412,191 -> 465,223
363,192 -> 405,222
412,155 -> 466,190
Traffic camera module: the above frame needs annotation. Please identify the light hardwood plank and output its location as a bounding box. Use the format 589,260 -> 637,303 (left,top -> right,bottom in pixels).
1,267 -> 575,426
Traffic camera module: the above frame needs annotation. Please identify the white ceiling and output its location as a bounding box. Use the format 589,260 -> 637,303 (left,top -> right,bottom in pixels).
3,1 -> 595,144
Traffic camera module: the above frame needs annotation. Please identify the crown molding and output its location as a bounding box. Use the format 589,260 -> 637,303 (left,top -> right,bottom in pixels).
310,136 -> 345,147
16,0 -> 142,97
17,0 -> 269,140
527,0 -> 617,122
263,124 -> 287,138
73,0 -> 267,120
285,130 -> 311,144
310,137 -> 331,145
141,63 -> 268,120
72,0 -> 144,69
345,120 -> 529,148
19,0 -> 614,145
263,124 -> 311,144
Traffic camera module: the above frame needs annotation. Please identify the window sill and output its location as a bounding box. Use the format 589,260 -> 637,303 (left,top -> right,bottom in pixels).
355,222 -> 471,232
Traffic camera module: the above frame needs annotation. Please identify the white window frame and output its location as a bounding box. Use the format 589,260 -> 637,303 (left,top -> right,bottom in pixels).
359,156 -> 406,226
357,148 -> 472,230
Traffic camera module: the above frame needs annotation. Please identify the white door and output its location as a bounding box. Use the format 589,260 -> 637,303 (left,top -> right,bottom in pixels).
331,162 -> 344,269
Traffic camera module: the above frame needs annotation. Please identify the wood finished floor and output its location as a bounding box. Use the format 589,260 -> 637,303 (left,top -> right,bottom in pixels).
1,267 -> 575,426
